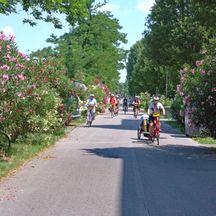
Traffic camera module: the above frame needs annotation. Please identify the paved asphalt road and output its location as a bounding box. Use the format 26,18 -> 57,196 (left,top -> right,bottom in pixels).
0,108 -> 216,216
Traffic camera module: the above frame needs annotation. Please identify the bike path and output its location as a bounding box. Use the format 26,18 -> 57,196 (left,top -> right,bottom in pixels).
0,109 -> 216,216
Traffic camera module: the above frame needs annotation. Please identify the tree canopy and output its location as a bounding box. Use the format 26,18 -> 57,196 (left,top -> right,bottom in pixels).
127,0 -> 216,97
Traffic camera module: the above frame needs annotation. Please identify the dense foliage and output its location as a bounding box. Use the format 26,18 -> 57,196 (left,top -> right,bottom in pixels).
0,32 -> 72,141
127,0 -> 216,98
177,40 -> 216,137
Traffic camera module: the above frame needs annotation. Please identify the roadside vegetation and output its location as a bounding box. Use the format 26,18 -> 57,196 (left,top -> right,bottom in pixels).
0,1 -> 127,179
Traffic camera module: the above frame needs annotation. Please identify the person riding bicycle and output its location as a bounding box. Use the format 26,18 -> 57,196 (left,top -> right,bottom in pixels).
132,96 -> 141,113
109,94 -> 117,113
85,94 -> 97,122
147,96 -> 165,139
123,96 -> 128,111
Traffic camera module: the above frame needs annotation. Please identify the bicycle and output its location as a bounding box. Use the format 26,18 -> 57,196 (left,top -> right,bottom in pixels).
86,106 -> 94,127
133,104 -> 139,118
0,130 -> 11,152
109,104 -> 115,118
123,104 -> 128,114
150,111 -> 160,145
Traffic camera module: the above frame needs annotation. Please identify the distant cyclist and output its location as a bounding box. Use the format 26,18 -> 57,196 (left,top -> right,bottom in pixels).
132,96 -> 141,117
85,94 -> 97,122
123,96 -> 128,113
109,94 -> 117,113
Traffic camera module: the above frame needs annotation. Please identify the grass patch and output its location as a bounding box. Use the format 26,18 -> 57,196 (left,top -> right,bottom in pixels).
194,137 -> 216,145
165,119 -> 216,145
165,120 -> 185,133
0,117 -> 85,181
68,116 -> 86,126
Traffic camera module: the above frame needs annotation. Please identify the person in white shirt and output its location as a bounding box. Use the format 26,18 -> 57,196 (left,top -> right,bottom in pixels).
147,96 -> 165,138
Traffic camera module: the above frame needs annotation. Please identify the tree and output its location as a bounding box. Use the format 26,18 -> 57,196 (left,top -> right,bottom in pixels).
128,0 -> 216,97
53,2 -> 127,91
0,0 -> 93,27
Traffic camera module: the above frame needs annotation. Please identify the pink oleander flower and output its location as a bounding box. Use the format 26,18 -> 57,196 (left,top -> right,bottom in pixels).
17,74 -> 26,80
0,115 -> 5,123
6,54 -> 11,60
188,119 -> 192,128
208,95 -> 213,100
17,51 -> 28,60
0,33 -> 7,41
2,74 -> 9,81
179,92 -> 184,97
16,92 -> 26,99
196,60 -> 204,67
6,44 -> 10,49
0,65 -> 10,71
10,35 -> 15,43
191,69 -> 195,75
10,57 -> 17,62
211,87 -> 216,92
16,92 -> 22,97
176,84 -> 181,93
200,69 -> 206,75
28,109 -> 33,113
15,63 -> 25,69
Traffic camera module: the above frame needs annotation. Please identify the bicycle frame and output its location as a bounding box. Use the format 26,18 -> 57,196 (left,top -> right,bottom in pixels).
133,105 -> 139,118
86,109 -> 94,126
109,104 -> 116,117
153,117 -> 160,145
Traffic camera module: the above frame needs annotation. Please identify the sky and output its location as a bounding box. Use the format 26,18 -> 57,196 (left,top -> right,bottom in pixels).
0,0 -> 155,82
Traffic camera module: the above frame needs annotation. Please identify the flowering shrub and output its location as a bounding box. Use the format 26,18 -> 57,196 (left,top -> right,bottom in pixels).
177,40 -> 216,137
0,32 -> 72,140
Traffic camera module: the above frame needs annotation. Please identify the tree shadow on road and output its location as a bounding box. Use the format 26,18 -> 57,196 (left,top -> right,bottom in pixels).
92,119 -> 140,131
83,145 -> 216,216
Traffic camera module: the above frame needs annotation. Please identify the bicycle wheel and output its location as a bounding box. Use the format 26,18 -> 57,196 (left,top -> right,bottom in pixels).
137,128 -> 141,140
156,134 -> 159,145
0,132 -> 11,152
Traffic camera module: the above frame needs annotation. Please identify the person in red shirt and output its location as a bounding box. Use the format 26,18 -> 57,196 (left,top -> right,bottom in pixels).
109,94 -> 117,114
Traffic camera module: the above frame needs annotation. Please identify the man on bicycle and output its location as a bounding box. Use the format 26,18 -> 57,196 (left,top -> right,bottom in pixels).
109,94 -> 117,112
132,96 -> 141,113
147,95 -> 165,139
85,94 -> 97,122
123,96 -> 128,112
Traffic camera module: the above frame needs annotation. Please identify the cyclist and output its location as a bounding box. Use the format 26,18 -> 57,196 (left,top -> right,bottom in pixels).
132,96 -> 141,114
123,96 -> 128,112
147,96 -> 165,139
85,94 -> 97,122
109,94 -> 117,113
